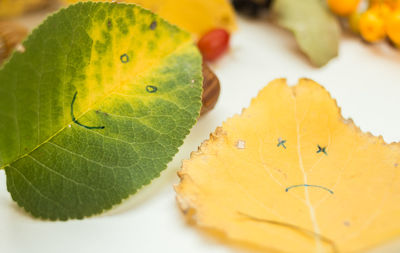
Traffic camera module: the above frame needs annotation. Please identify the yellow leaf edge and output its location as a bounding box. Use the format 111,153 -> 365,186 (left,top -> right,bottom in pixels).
175,77 -> 400,252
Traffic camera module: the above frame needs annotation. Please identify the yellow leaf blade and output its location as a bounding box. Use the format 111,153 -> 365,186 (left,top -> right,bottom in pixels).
66,0 -> 237,38
176,78 -> 400,252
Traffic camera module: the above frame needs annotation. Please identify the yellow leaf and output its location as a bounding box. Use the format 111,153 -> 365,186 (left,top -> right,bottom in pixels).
176,78 -> 400,253
0,0 -> 48,19
66,0 -> 237,39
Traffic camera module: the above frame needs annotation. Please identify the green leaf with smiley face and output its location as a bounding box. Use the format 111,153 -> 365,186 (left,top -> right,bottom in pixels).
0,2 -> 202,220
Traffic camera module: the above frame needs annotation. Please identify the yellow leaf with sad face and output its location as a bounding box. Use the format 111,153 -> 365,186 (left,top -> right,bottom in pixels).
176,79 -> 400,252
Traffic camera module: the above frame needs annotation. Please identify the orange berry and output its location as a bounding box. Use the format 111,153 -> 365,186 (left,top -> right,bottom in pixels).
359,9 -> 386,42
396,0 -> 400,9
370,2 -> 392,19
370,0 -> 399,10
386,10 -> 400,45
328,0 -> 361,16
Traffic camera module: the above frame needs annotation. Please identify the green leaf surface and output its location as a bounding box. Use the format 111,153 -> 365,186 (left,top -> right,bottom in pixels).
0,2 -> 202,220
272,0 -> 340,67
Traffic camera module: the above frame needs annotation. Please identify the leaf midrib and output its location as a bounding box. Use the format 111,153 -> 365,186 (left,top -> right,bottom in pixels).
293,88 -> 323,252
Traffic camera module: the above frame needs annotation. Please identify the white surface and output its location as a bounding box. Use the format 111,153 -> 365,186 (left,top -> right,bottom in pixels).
1,17 -> 400,253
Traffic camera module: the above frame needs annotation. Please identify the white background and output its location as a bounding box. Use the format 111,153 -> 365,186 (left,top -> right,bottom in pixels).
1,16 -> 400,253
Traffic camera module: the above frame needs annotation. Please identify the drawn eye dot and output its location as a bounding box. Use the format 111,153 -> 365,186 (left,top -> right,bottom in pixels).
146,85 -> 158,93
120,54 -> 129,63
150,21 -> 157,30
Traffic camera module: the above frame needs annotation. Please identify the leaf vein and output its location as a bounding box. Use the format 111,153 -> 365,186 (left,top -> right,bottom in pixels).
27,154 -> 97,191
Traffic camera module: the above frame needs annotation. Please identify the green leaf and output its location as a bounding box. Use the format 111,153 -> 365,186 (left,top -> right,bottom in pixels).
0,2 -> 202,220
272,0 -> 340,67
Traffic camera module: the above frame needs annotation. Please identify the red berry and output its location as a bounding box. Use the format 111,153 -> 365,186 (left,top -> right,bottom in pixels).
197,29 -> 230,61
